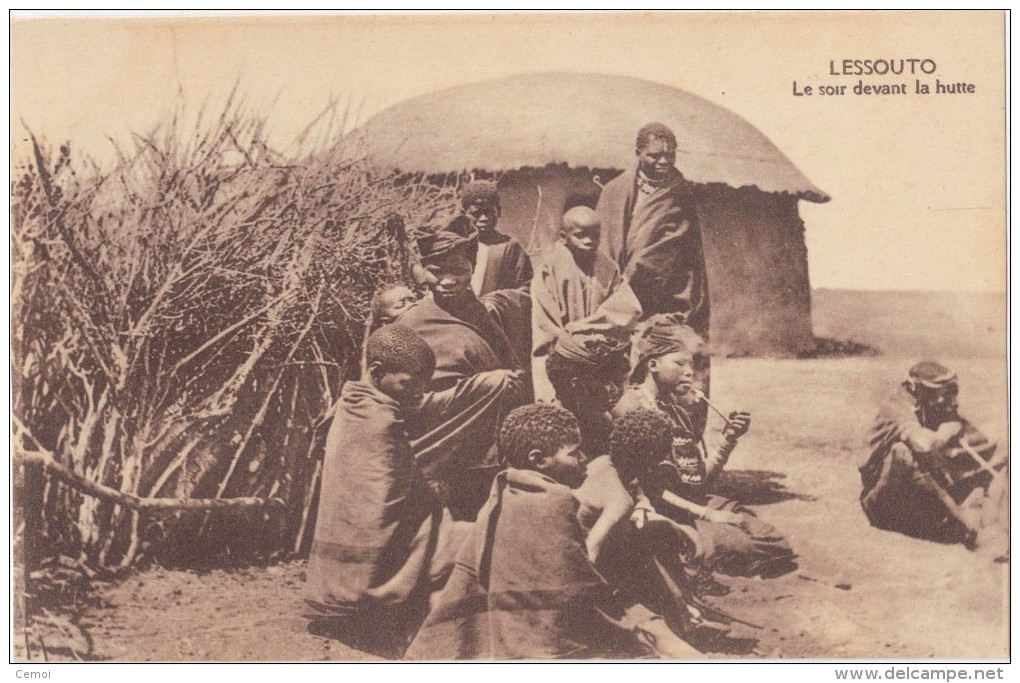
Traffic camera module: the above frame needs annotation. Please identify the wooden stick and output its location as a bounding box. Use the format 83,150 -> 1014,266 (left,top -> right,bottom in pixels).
956,438 -> 1002,479
15,449 -> 284,515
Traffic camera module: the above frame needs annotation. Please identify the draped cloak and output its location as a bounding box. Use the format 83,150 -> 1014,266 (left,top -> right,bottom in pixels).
404,468 -> 647,660
474,232 -> 533,296
397,295 -> 519,391
859,386 -> 1000,534
532,242 -> 643,355
530,242 -> 642,401
596,166 -> 709,337
397,297 -> 525,515
304,381 -> 468,619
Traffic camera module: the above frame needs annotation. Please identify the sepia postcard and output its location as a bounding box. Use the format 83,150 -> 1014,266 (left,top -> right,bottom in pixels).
9,10 -> 1009,669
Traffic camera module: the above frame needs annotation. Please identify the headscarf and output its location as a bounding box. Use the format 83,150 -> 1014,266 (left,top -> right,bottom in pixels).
633,312 -> 705,370
416,214 -> 479,264
551,333 -> 600,371
905,361 -> 957,392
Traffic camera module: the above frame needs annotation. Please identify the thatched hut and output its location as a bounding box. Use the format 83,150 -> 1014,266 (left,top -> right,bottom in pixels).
359,72 -> 829,356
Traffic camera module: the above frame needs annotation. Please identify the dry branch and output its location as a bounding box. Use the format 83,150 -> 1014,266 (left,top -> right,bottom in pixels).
12,100 -> 456,567
16,449 -> 284,513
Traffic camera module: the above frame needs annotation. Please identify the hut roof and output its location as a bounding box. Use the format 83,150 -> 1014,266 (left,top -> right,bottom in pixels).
359,72 -> 829,203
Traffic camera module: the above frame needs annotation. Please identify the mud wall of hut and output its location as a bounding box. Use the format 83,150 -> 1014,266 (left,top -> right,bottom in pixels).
695,185 -> 814,356
493,168 -> 815,356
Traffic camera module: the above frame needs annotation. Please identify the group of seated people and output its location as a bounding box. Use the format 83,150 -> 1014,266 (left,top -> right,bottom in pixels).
296,115 -> 1003,658
303,170 -> 798,659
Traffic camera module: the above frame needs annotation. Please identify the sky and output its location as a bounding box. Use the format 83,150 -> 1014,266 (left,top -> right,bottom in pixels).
10,11 -> 1007,293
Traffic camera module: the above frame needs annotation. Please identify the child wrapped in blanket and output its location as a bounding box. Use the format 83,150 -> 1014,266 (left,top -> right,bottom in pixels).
306,324 -> 517,654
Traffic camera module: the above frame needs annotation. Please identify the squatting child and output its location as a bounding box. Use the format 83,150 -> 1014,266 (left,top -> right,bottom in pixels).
304,324 -> 470,651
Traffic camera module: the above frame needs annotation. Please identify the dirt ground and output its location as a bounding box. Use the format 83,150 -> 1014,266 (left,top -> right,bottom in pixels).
18,354 -> 1006,662
16,292 -> 1009,662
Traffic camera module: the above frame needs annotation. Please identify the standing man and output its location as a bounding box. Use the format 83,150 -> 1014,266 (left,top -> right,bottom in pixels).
596,122 -> 710,433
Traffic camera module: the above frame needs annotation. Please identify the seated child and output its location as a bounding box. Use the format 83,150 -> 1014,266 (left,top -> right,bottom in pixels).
405,404 -> 697,659
597,409 -> 740,636
859,361 -> 1003,548
531,206 -> 642,401
574,411 -> 726,643
304,324 -> 470,649
612,316 -> 796,580
544,334 -> 631,456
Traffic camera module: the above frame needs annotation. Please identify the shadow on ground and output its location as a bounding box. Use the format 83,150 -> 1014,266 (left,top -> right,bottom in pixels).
797,336 -> 879,359
307,616 -> 412,660
686,628 -> 759,656
714,469 -> 816,505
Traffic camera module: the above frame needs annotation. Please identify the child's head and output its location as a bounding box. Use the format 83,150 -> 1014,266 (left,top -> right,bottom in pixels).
370,285 -> 417,327
560,206 -> 602,257
460,180 -> 501,235
632,316 -> 705,394
546,335 -> 629,418
365,323 -> 436,407
498,403 -> 587,488
609,408 -> 673,481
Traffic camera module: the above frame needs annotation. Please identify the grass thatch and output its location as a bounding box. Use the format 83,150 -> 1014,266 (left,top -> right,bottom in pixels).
12,98 -> 456,568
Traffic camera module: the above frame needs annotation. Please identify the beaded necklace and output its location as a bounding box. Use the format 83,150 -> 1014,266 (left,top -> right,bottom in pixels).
635,386 -> 707,491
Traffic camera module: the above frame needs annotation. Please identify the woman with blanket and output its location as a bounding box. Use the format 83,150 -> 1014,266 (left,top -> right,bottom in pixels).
531,206 -> 642,402
397,215 -> 526,516
399,214 -> 521,389
404,404 -> 697,659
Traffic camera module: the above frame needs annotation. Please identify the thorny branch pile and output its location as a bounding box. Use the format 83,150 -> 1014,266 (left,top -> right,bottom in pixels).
12,102 -> 455,569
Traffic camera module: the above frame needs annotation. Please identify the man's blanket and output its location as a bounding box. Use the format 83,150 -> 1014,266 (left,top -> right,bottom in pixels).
304,381 -> 465,618
475,232 -> 533,296
859,386 -> 1002,541
861,386 -> 1000,503
596,166 -> 709,335
404,469 -> 639,660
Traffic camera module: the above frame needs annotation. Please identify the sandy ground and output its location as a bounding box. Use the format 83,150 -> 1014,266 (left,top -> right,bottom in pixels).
18,351 -> 1007,662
